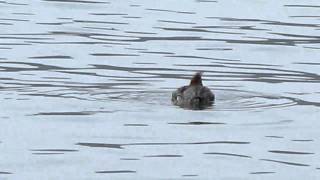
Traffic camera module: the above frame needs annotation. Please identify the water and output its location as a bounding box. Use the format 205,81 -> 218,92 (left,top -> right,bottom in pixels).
0,0 -> 320,179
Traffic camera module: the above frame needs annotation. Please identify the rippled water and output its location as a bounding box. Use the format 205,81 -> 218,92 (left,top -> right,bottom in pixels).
1,0 -> 320,179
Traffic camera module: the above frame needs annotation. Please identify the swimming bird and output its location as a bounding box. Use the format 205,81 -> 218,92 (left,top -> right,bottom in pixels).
171,72 -> 214,109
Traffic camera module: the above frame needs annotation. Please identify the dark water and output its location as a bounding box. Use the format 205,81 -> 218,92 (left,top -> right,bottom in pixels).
0,0 -> 320,179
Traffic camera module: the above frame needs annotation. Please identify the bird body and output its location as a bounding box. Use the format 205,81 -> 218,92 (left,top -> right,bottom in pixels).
172,72 -> 214,109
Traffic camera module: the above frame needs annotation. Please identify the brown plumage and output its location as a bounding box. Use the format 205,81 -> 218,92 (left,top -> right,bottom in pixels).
190,72 -> 203,86
172,72 -> 214,110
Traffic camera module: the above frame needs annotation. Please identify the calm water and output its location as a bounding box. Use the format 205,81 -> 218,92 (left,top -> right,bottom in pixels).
1,0 -> 320,179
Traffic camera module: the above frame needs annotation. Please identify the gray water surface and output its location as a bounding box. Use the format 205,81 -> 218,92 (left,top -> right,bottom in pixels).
1,0 -> 320,179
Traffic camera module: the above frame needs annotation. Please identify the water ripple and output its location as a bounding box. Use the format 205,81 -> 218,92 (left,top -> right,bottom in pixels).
204,152 -> 252,158
77,140 -> 250,149
1,1 -> 319,178
260,159 -> 310,167
268,150 -> 314,155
